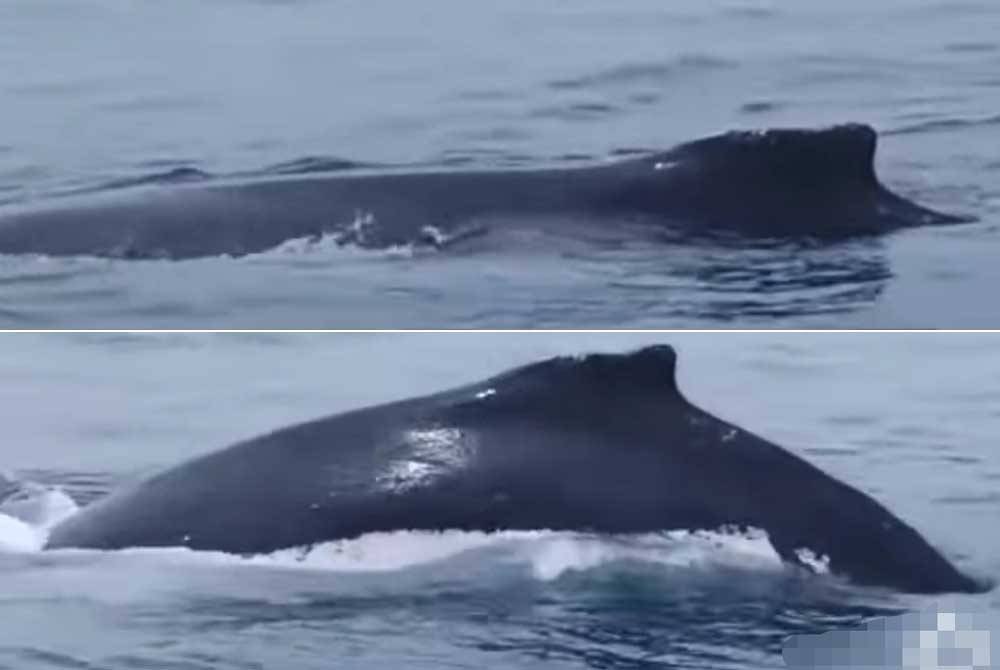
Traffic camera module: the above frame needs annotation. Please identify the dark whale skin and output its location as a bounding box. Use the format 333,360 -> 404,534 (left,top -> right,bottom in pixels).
45,345 -> 987,595
0,123 -> 970,259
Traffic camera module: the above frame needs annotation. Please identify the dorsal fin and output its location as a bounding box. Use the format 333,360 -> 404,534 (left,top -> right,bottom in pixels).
666,122 -> 878,187
491,344 -> 681,397
572,344 -> 679,393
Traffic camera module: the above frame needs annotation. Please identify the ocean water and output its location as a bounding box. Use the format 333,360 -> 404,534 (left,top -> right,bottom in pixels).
1,0 -> 999,328
0,332 -> 997,668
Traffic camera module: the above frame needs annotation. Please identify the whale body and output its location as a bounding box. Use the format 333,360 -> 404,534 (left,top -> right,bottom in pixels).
44,345 -> 985,594
0,123 -> 969,259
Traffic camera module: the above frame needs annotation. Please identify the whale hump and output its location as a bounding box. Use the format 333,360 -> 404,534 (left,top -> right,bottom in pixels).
568,344 -> 679,391
608,121 -> 971,235
668,122 -> 878,187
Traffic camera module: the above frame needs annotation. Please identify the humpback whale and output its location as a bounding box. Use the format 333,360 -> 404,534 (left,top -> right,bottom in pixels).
45,345 -> 985,595
0,123 -> 969,260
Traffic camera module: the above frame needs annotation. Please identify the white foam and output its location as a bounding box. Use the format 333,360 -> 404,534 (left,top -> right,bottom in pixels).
239,229 -> 423,262
526,528 -> 783,580
0,477 -> 795,586
0,512 -> 42,552
5,487 -> 790,584
0,485 -> 79,552
245,529 -> 520,572
241,229 -> 358,259
236,209 -> 430,261
103,527 -> 785,582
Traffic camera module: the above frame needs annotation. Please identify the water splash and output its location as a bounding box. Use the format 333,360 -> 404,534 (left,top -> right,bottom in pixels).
0,480 -> 78,552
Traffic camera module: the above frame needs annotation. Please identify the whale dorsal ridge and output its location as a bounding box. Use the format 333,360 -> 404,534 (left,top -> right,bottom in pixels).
667,122 -> 879,187
493,344 -> 681,399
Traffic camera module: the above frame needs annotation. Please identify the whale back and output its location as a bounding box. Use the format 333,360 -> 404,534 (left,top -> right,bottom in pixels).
43,345 -> 986,594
